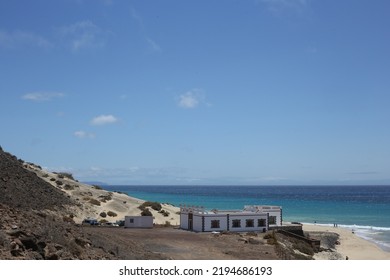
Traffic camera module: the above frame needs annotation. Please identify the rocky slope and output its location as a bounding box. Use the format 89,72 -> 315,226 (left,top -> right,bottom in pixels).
0,147 -> 177,259
0,148 -> 73,211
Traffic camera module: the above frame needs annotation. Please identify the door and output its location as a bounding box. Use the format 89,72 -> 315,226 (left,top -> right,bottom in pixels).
188,213 -> 193,230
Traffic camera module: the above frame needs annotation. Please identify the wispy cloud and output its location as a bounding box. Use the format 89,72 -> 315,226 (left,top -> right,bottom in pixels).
90,114 -> 119,125
73,165 -> 187,184
74,130 -> 96,139
130,8 -> 162,53
22,92 -> 65,102
1,20 -> 109,52
0,30 -> 52,49
347,171 -> 379,175
60,20 -> 105,52
177,90 -> 208,109
130,7 -> 144,27
146,37 -> 162,52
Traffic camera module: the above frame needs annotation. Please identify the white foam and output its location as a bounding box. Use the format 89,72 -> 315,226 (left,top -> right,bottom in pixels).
302,222 -> 390,231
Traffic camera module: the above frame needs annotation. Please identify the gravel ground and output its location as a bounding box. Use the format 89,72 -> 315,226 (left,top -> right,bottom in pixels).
82,226 -> 280,260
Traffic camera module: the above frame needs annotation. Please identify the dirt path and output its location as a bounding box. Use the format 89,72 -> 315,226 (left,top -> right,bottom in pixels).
82,226 -> 279,260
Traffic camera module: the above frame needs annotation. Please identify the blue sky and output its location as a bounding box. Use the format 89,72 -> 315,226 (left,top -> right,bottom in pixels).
1,0 -> 389,185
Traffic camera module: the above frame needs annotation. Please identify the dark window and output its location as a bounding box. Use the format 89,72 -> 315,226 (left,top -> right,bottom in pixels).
258,219 -> 266,227
129,219 -> 134,223
246,219 -> 254,227
232,219 -> 241,228
211,220 -> 220,229
269,216 -> 277,225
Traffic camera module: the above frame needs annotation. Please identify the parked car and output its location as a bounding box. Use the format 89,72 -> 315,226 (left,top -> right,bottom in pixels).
82,218 -> 99,226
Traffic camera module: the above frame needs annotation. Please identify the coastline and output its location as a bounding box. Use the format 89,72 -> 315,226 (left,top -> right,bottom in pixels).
302,224 -> 390,260
24,164 -> 390,260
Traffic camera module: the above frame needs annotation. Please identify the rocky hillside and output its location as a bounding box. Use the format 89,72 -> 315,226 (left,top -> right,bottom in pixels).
0,147 -> 177,259
0,147 -> 74,211
0,147 -> 118,259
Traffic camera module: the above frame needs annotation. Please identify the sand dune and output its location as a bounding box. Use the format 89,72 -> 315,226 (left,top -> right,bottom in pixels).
25,163 -> 180,226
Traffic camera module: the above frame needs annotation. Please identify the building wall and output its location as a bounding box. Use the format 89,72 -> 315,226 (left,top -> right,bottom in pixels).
203,215 -> 228,232
180,213 -> 189,230
243,206 -> 282,227
182,213 -> 269,232
193,215 -> 203,232
267,209 -> 282,227
228,214 -> 268,232
180,213 -> 205,232
179,206 -> 281,232
124,216 -> 153,228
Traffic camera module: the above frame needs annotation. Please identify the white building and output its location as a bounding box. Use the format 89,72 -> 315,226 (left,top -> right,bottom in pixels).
180,205 -> 282,232
124,216 -> 153,228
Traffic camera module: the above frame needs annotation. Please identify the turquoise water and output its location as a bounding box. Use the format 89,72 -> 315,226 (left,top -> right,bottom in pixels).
105,185 -> 390,252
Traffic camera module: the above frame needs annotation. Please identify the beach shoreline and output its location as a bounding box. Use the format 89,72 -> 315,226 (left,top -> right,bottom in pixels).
301,223 -> 390,260
23,164 -> 390,260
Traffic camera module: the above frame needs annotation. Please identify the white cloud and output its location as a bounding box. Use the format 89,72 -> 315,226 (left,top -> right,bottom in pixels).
0,30 -> 52,49
178,92 -> 199,108
22,92 -> 65,102
74,130 -> 96,139
178,90 -> 210,109
60,20 -> 104,51
179,90 -> 206,109
90,114 -> 118,125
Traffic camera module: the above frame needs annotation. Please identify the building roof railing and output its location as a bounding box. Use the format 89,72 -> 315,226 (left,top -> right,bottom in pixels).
180,204 -> 281,215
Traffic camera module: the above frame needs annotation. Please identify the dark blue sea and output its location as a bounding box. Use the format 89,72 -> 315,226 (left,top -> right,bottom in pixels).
104,185 -> 390,252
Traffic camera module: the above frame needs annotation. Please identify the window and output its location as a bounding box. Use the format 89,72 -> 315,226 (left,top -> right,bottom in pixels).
211,220 -> 220,229
246,219 -> 254,227
232,219 -> 241,228
129,219 -> 134,223
258,219 -> 266,227
269,216 -> 277,225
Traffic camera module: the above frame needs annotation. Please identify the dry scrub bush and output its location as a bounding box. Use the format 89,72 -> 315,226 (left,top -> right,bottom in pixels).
64,184 -> 75,190
89,199 -> 101,206
159,210 -> 170,217
139,201 -> 162,211
58,173 -> 75,180
107,211 -> 117,217
141,208 -> 152,216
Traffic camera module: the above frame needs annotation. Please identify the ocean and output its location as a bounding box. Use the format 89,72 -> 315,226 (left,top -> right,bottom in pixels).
104,185 -> 390,252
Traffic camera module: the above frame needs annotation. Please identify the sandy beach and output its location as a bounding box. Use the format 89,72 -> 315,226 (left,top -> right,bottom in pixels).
303,224 -> 390,260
